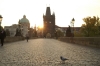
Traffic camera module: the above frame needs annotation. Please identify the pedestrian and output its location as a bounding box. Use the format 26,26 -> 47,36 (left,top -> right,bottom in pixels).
0,29 -> 6,46
26,33 -> 29,42
55,31 -> 58,39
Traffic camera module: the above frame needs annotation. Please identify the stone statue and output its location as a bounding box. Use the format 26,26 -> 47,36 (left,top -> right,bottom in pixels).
66,25 -> 72,37
15,28 -> 22,36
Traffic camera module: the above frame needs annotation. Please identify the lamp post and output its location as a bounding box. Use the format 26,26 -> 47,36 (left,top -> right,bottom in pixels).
70,18 -> 75,37
0,15 -> 3,26
0,15 -> 3,31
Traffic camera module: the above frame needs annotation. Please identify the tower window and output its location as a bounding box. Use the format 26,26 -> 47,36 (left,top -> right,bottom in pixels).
49,22 -> 51,23
45,22 -> 47,23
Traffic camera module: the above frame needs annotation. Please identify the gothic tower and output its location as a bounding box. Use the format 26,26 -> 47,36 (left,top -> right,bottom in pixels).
43,7 -> 55,37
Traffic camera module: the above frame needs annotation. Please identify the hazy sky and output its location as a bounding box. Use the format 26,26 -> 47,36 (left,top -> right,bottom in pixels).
0,0 -> 100,28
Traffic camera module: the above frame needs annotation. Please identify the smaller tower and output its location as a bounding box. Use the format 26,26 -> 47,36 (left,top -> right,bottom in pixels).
34,24 -> 37,37
34,24 -> 36,31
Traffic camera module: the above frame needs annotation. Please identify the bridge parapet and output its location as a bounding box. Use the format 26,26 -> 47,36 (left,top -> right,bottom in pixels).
4,36 -> 24,43
58,37 -> 100,48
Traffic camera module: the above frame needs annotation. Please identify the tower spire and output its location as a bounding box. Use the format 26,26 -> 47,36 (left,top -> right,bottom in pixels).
46,7 -> 51,16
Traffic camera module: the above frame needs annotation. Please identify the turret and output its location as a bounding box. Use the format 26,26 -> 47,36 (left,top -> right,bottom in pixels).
52,12 -> 55,16
46,7 -> 51,16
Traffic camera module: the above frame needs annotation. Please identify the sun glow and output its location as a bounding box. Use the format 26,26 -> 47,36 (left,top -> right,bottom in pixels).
38,25 -> 43,29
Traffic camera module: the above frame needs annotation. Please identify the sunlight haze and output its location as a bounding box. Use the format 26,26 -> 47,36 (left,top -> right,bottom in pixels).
0,0 -> 100,28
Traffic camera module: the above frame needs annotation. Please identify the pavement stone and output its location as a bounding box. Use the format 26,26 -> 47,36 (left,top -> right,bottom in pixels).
0,38 -> 100,66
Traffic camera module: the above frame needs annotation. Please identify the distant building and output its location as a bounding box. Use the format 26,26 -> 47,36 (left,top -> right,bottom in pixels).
4,15 -> 30,37
18,15 -> 30,37
43,7 -> 55,37
55,25 -> 81,36
4,24 -> 18,37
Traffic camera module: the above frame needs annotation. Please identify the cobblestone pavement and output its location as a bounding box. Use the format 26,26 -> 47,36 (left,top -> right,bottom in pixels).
0,38 -> 100,66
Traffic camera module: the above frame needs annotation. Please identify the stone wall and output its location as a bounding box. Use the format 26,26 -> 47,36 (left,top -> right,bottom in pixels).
4,36 -> 38,43
4,36 -> 25,43
58,37 -> 100,48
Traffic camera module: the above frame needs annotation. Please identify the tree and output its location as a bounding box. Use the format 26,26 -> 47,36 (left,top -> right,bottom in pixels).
81,16 -> 100,37
55,29 -> 64,38
74,31 -> 84,37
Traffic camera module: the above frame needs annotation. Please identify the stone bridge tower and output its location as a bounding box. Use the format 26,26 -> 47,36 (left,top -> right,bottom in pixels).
43,7 -> 55,38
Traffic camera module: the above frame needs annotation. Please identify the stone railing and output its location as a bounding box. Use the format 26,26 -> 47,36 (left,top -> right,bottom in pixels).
4,36 -> 25,43
58,37 -> 100,48
4,36 -> 38,43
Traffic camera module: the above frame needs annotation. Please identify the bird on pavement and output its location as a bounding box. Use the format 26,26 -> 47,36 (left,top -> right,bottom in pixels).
60,56 -> 68,63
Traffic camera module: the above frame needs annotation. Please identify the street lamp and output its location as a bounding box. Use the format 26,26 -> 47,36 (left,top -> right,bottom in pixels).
0,15 -> 3,26
70,18 -> 75,37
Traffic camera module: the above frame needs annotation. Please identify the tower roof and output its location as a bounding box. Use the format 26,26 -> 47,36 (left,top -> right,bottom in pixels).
46,7 -> 51,16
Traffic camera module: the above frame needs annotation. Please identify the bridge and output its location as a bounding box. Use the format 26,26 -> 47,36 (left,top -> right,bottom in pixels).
0,38 -> 100,66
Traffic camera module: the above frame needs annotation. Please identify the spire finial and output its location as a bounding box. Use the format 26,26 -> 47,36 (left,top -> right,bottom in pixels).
46,4 -> 50,7
23,15 -> 26,18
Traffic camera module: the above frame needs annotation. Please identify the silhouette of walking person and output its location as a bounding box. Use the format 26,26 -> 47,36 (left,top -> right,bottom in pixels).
26,33 -> 29,42
55,31 -> 58,39
0,28 -> 6,46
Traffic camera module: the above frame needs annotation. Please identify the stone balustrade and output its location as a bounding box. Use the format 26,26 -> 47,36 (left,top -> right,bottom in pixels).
58,37 -> 100,48
4,36 -> 38,43
4,36 -> 25,43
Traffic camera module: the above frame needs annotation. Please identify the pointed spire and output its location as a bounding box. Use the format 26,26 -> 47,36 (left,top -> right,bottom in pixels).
43,13 -> 44,16
35,24 -> 36,27
52,12 -> 55,15
34,24 -> 36,30
46,7 -> 51,16
18,19 -> 21,24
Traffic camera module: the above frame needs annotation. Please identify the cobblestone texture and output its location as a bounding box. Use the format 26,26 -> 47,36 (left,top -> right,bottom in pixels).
0,38 -> 100,66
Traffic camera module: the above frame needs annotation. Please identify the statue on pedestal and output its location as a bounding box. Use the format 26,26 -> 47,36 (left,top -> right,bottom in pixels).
66,25 -> 72,37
